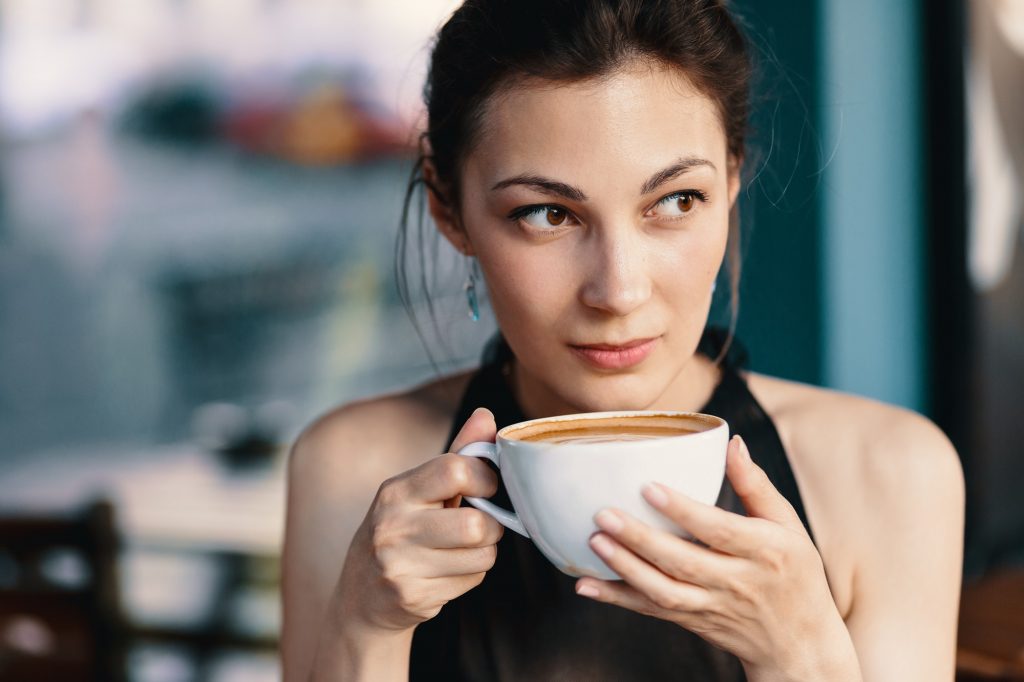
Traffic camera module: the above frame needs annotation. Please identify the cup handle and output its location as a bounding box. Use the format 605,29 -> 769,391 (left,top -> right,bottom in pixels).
455,442 -> 529,538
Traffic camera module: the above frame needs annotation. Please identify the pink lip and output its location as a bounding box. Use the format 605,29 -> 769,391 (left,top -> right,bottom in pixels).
569,337 -> 659,370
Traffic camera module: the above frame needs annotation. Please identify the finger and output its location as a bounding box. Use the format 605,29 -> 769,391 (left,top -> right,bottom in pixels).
417,545 -> 499,578
640,479 -> 761,557
593,508 -> 734,588
725,435 -> 803,529
449,407 -> 498,453
408,508 -> 504,549
575,578 -> 708,627
444,407 -> 499,508
386,452 -> 498,507
581,533 -> 710,613
425,571 -> 489,599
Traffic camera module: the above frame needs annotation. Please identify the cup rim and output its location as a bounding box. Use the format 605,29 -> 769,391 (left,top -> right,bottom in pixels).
497,410 -> 727,445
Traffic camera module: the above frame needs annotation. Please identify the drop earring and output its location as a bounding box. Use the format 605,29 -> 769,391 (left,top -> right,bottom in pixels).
464,257 -> 481,322
711,280 -> 718,296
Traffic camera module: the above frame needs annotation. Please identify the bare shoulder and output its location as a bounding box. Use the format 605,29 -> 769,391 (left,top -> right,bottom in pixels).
743,373 -> 964,618
744,372 -> 962,494
289,369 -> 474,482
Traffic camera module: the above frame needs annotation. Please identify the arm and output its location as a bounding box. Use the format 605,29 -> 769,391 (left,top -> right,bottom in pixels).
281,408 -> 397,681
281,405 -> 503,682
843,415 -> 965,681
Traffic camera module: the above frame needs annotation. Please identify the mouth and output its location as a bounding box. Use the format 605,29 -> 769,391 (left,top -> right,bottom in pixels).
568,336 -> 660,370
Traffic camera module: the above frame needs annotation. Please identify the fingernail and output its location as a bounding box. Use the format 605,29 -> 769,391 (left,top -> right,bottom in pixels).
735,435 -> 751,461
576,582 -> 600,598
642,482 -> 669,508
594,509 -> 623,533
590,533 -> 615,558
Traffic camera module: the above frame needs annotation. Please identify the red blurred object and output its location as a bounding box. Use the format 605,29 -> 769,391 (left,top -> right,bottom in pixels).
221,84 -> 412,165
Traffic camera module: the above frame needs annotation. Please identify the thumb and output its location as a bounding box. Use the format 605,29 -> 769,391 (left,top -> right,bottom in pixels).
726,435 -> 802,529
444,407 -> 498,509
449,407 -> 498,454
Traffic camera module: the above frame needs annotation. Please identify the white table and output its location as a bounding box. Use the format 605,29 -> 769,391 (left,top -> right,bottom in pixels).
0,443 -> 287,556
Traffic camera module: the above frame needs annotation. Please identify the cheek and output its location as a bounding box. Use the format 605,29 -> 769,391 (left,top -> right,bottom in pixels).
477,245 -> 573,332
651,222 -> 729,297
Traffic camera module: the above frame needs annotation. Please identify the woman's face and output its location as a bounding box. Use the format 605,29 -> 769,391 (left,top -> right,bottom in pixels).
437,62 -> 739,414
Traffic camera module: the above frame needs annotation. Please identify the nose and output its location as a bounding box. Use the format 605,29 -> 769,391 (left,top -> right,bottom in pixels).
578,226 -> 652,317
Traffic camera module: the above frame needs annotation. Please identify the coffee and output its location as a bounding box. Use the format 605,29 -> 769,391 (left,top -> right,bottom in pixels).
518,425 -> 697,444
506,414 -> 713,445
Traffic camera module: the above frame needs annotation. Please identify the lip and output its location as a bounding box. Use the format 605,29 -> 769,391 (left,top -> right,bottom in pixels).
569,337 -> 659,370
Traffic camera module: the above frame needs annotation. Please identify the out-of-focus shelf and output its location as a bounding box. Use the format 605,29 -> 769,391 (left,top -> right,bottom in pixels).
957,568 -> 1024,680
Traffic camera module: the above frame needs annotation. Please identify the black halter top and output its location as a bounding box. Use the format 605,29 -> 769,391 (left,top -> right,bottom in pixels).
410,330 -> 814,681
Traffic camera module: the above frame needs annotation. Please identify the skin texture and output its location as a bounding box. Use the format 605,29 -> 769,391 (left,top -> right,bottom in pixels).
281,62 -> 964,681
447,62 -> 734,419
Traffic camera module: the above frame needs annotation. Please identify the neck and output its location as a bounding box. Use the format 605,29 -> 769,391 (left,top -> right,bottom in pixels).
509,349 -> 722,421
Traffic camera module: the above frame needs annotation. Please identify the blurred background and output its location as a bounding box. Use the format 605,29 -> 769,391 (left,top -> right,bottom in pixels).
0,0 -> 1020,680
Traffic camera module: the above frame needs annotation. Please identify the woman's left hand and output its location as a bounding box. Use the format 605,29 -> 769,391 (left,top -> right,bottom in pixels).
575,435 -> 862,682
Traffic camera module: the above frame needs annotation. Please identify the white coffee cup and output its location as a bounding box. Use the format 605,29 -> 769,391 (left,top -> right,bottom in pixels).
456,410 -> 729,580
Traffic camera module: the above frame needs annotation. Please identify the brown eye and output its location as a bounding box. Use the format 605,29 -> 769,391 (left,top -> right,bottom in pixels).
512,204 -> 576,231
545,207 -> 567,226
648,190 -> 705,219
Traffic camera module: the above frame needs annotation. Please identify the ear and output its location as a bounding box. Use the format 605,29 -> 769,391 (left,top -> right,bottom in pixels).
424,159 -> 474,256
726,155 -> 743,208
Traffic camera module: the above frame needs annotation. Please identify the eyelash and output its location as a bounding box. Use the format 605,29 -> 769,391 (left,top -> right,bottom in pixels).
653,189 -> 710,212
506,189 -> 710,229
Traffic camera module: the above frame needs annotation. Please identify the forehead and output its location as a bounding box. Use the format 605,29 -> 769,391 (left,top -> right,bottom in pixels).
465,62 -> 728,184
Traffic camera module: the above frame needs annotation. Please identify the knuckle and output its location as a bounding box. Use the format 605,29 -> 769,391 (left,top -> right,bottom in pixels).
442,455 -> 472,490
651,590 -> 682,612
688,593 -> 714,617
376,477 -> 403,507
369,516 -> 398,552
393,583 -> 421,613
460,510 -> 489,545
378,561 -> 406,591
478,543 -> 498,569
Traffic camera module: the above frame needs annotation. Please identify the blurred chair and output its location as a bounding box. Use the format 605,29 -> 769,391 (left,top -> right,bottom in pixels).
0,500 -> 124,682
957,568 -> 1024,681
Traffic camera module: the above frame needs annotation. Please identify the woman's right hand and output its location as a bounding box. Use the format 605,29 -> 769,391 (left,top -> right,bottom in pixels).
330,407 -> 504,637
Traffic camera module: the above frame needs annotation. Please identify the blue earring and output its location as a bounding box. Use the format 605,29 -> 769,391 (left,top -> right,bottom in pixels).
464,257 -> 481,322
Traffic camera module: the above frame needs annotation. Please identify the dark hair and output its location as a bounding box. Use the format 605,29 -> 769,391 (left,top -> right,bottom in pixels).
397,0 -> 752,366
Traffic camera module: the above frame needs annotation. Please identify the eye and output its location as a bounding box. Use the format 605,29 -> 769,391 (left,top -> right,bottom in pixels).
648,190 -> 708,218
509,205 -> 576,230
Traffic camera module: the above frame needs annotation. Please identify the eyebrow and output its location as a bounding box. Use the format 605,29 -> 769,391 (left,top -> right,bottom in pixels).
490,174 -> 588,202
490,156 -> 716,202
639,156 -> 717,195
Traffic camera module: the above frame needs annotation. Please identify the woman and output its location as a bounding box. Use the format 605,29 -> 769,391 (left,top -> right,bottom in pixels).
282,1 -> 964,679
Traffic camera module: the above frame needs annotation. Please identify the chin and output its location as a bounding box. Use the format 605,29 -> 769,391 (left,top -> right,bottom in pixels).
557,371 -> 668,414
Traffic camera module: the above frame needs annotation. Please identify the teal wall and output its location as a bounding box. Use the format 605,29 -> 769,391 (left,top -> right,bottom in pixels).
820,0 -> 926,411
720,0 -> 825,385
723,0 -> 926,412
